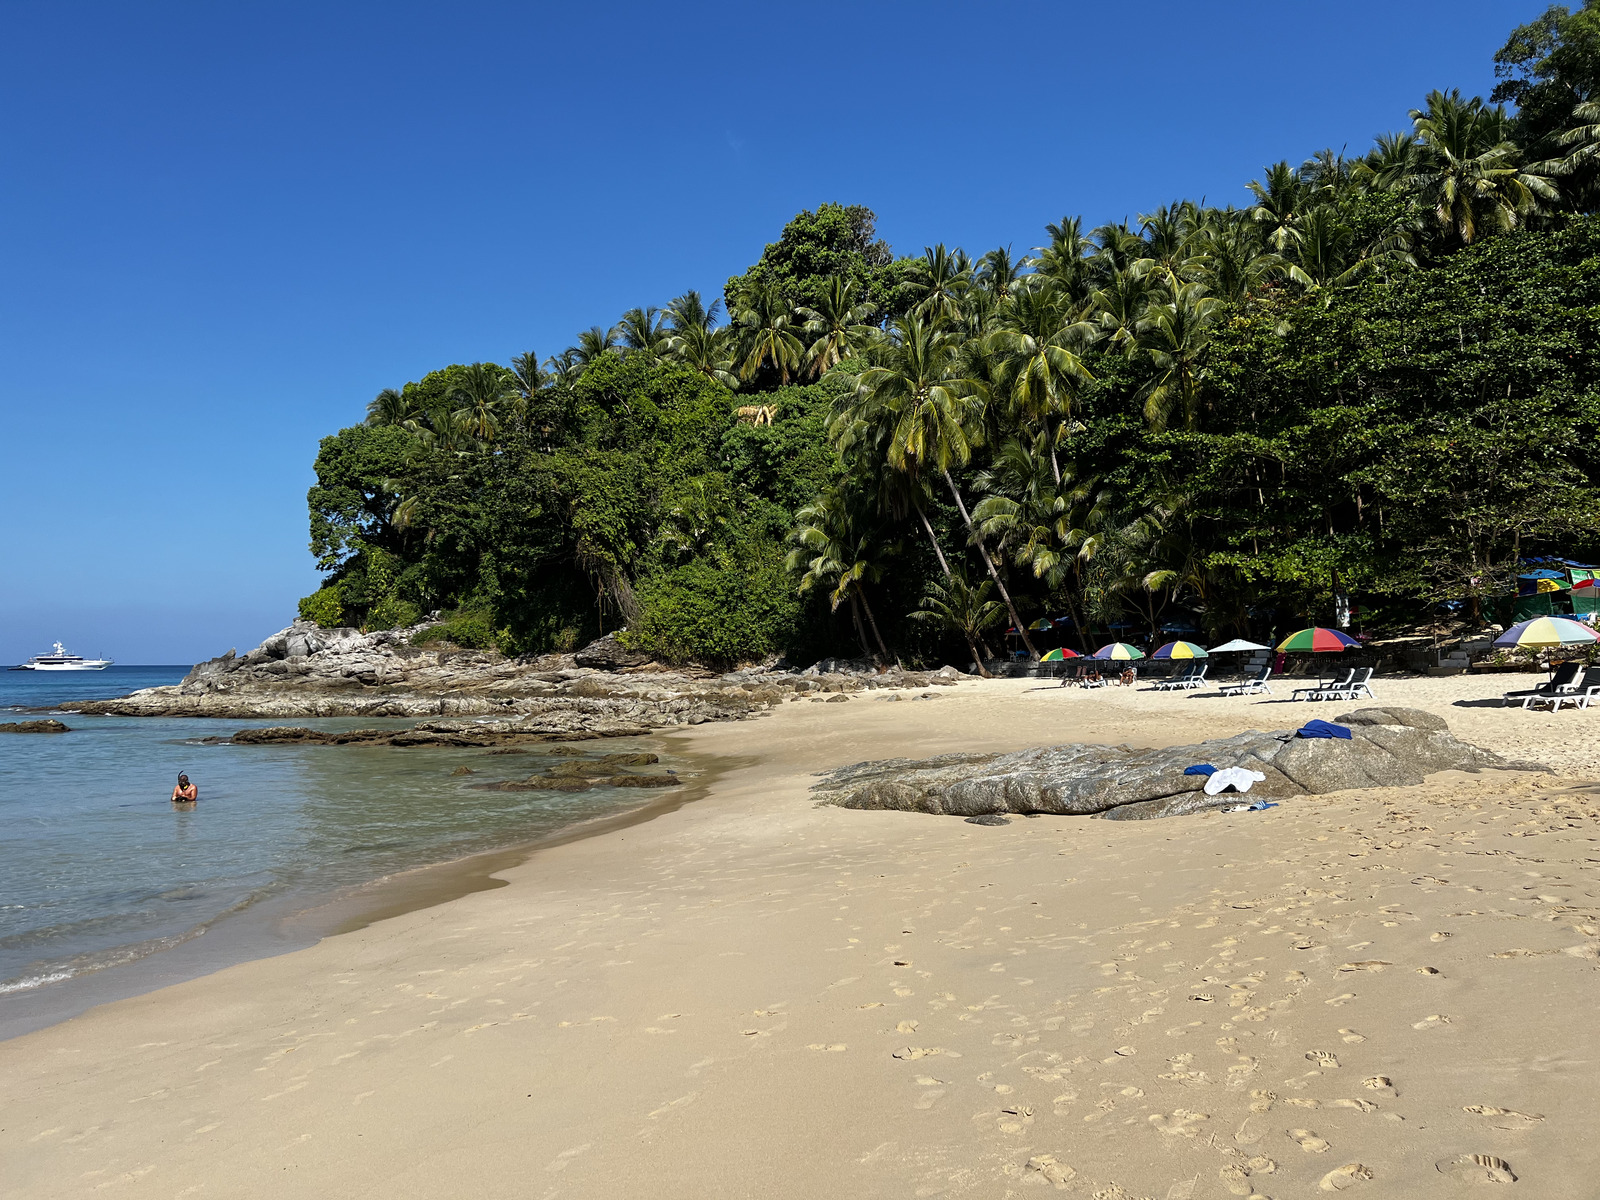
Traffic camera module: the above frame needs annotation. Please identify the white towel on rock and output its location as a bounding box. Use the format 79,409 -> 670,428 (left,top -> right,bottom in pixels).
1204,767 -> 1267,795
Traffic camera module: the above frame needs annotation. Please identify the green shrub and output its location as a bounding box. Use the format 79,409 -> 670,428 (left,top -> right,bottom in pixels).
297,585 -> 346,629
629,548 -> 800,668
411,608 -> 497,649
367,597 -> 421,631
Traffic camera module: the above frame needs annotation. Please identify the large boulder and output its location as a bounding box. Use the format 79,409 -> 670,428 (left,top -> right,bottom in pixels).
811,707 -> 1533,820
573,633 -> 651,670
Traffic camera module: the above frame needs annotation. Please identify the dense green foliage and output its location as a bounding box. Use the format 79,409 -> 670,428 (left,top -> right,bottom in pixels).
302,14 -> 1600,667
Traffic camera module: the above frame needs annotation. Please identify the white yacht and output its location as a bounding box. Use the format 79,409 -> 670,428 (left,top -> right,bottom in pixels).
13,642 -> 114,671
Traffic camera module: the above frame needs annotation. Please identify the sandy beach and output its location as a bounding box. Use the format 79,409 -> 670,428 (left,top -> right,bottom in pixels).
6,674 -> 1600,1198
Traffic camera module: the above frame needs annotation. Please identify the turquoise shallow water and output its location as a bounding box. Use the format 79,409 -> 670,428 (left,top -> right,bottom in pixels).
0,668 -> 682,1031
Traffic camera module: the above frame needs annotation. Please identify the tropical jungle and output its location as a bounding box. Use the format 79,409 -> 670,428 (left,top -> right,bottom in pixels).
298,4 -> 1600,670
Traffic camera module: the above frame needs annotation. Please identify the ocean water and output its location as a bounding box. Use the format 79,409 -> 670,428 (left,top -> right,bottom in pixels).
0,667 -> 684,1033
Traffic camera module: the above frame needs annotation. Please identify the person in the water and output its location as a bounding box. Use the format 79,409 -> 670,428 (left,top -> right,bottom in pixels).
171,773 -> 197,803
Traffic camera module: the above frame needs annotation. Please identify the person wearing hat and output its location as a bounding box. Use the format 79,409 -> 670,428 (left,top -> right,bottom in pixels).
171,773 -> 198,803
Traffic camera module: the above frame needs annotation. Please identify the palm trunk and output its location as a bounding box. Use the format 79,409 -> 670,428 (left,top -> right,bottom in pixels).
942,469 -> 1038,660
847,593 -> 872,660
915,506 -> 953,579
858,587 -> 891,665
967,634 -> 993,677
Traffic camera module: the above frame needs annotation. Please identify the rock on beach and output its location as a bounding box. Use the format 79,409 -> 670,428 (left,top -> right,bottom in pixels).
811,707 -> 1533,820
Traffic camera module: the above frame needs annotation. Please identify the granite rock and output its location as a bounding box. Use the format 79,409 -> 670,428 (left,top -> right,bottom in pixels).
812,708 -> 1532,820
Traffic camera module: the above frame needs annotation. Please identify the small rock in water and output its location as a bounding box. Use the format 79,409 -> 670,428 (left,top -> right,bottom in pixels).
450,765 -> 475,776
0,719 -> 71,733
965,813 -> 1010,826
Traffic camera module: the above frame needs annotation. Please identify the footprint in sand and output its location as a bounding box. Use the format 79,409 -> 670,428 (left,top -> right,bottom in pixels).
1362,1076 -> 1397,1096
1289,1128 -> 1331,1153
1339,1029 -> 1366,1043
1024,1154 -> 1077,1189
1412,1014 -> 1452,1030
806,1043 -> 847,1052
1305,1050 -> 1340,1068
1148,1109 -> 1209,1137
1436,1154 -> 1516,1184
1218,1155 -> 1277,1197
1319,1163 -> 1373,1191
1465,1105 -> 1544,1127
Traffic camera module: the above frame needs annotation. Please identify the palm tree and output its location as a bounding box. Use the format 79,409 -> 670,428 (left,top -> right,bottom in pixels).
510,352 -> 546,400
1134,282 -> 1223,432
985,279 -> 1096,480
796,276 -> 878,377
544,348 -> 582,385
366,387 -> 412,427
909,570 -> 1005,676
1248,161 -> 1315,252
731,279 -> 804,384
664,291 -> 738,387
448,362 -> 514,443
617,306 -> 669,359
972,438 -> 1115,651
1032,215 -> 1095,304
973,246 -> 1026,304
909,244 -> 972,324
788,485 -> 896,662
1190,208 -> 1287,303
833,315 -> 1038,657
573,325 -> 620,369
1406,89 -> 1559,246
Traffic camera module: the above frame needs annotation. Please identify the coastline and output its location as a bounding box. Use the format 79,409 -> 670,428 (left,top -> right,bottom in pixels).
5,675 -> 1599,1197
0,731 -> 729,1043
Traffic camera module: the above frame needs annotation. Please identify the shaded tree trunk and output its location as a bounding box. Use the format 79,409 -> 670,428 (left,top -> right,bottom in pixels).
942,468 -> 1038,660
847,593 -> 873,660
915,506 -> 953,578
857,588 -> 892,665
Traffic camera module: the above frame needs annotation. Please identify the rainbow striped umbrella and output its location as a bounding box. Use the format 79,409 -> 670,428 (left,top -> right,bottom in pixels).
1152,640 -> 1208,660
1276,627 -> 1360,653
1040,647 -> 1080,661
1493,616 -> 1599,649
1092,642 -> 1145,661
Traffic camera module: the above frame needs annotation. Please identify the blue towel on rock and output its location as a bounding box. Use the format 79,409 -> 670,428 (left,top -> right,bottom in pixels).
1183,764 -> 1216,776
1297,719 -> 1353,740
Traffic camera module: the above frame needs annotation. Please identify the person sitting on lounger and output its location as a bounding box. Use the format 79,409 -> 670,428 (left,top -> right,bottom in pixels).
171,773 -> 197,803
1119,667 -> 1137,687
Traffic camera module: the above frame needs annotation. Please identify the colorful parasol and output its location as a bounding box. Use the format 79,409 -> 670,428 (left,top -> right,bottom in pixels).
1040,647 -> 1080,661
1028,618 -> 1054,631
1092,642 -> 1145,661
1276,627 -> 1360,653
1151,640 -> 1208,660
1492,616 -> 1599,648
1536,578 -> 1567,593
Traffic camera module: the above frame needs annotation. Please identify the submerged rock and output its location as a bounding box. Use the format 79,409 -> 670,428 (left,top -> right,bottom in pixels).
812,708 -> 1535,821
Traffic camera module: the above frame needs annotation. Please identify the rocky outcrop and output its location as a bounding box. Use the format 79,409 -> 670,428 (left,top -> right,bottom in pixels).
812,708 -> 1534,821
60,620 -> 974,738
0,719 -> 71,733
573,632 -> 652,671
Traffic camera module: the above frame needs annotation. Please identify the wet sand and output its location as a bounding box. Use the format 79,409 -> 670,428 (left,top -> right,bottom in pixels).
4,675 -> 1599,1198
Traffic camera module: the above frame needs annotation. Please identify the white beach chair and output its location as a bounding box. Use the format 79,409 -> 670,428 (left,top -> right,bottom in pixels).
1293,668 -> 1352,702
1219,666 -> 1272,696
1503,661 -> 1582,709
1320,666 -> 1374,701
1177,663 -> 1210,690
1151,664 -> 1198,691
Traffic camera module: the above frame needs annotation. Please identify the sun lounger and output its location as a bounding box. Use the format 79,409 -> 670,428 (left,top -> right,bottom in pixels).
1219,666 -> 1272,696
1320,666 -> 1375,701
1292,668 -> 1352,702
1176,663 -> 1209,690
1503,661 -> 1582,709
1529,664 -> 1600,711
1151,664 -> 1199,691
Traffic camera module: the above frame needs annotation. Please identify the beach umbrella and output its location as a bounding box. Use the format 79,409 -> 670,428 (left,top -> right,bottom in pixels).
1536,577 -> 1566,594
1092,642 -> 1145,660
1027,618 -> 1054,631
1276,627 -> 1360,653
1151,640 -> 1208,659
1039,647 -> 1079,661
1492,616 -> 1599,649
1208,638 -> 1271,653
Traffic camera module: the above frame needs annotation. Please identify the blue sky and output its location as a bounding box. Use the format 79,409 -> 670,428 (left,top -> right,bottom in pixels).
0,0 -> 1538,664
